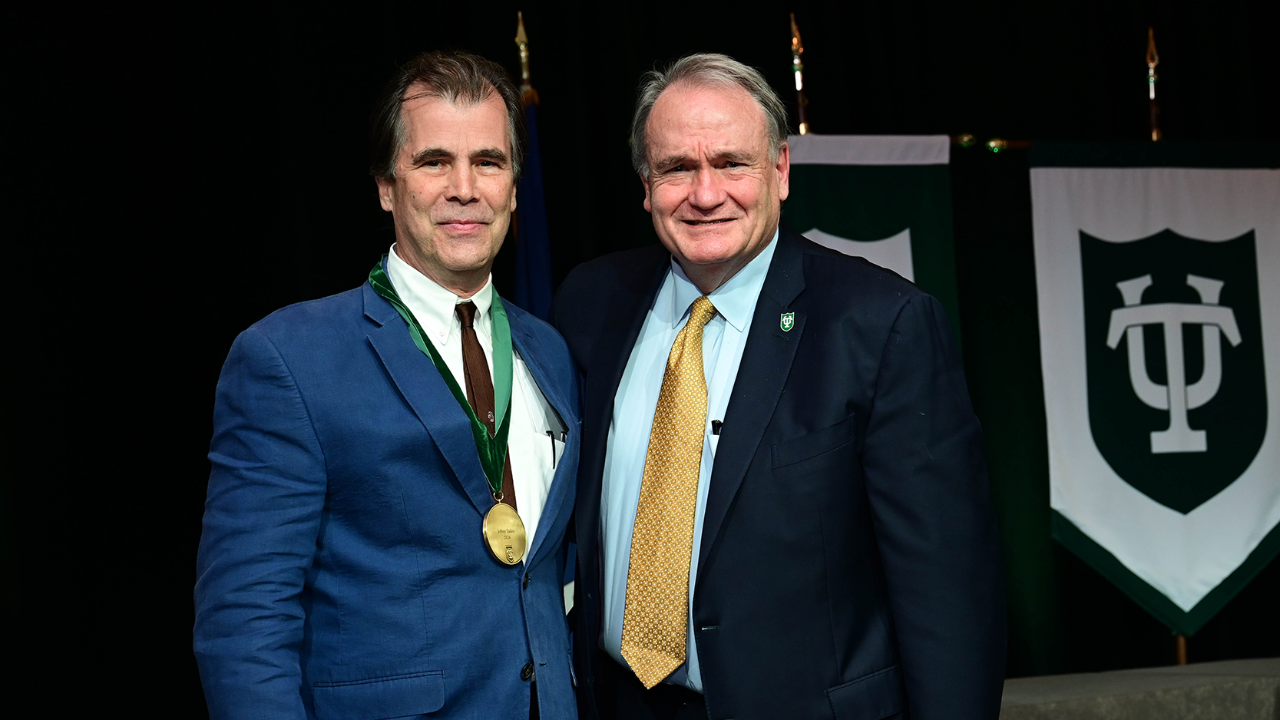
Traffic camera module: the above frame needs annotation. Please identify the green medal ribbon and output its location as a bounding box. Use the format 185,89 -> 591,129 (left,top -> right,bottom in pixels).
368,257 -> 513,499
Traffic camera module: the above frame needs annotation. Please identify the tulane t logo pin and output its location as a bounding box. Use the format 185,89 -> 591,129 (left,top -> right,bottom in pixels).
780,312 -> 795,332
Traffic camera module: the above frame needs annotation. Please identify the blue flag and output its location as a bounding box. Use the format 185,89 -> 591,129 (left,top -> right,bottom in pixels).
513,102 -> 552,320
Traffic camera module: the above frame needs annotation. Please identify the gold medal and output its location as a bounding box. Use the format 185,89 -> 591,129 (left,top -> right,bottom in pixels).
482,501 -> 527,566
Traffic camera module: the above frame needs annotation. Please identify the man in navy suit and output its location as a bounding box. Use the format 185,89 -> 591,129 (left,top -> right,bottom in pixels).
195,51 -> 579,720
553,54 -> 1005,720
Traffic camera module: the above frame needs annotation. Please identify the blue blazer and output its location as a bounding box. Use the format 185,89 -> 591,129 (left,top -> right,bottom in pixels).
553,227 -> 1005,720
195,276 -> 580,720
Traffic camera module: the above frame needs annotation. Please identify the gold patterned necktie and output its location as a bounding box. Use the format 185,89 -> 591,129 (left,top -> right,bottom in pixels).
621,295 -> 717,689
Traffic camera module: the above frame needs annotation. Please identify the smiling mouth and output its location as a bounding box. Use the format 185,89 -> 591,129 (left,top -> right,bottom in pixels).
682,219 -> 734,226
440,220 -> 489,231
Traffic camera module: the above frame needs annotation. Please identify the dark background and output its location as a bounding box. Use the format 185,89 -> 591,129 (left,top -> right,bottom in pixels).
9,0 -> 1277,713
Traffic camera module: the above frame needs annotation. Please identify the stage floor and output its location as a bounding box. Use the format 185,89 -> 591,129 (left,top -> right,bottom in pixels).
1001,658 -> 1280,719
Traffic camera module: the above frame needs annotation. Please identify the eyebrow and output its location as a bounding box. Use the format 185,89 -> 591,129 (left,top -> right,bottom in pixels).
471,148 -> 510,164
409,146 -> 510,167
653,150 -> 756,170
410,147 -> 454,166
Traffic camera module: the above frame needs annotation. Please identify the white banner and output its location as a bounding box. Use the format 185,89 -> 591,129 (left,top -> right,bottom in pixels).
1032,163 -> 1280,623
787,134 -> 949,166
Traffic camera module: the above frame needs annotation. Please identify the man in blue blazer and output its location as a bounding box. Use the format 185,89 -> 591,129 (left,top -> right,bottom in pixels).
195,52 -> 579,720
553,54 -> 1005,720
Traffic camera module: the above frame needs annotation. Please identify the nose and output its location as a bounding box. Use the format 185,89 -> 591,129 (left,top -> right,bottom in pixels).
688,166 -> 727,210
446,163 -> 478,205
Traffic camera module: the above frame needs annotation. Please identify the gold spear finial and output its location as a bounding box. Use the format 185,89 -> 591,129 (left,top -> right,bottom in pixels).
1146,26 -> 1160,141
791,12 -> 809,134
515,11 -> 538,105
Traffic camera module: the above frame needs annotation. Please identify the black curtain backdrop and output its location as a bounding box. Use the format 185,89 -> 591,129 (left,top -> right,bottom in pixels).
9,0 -> 1276,714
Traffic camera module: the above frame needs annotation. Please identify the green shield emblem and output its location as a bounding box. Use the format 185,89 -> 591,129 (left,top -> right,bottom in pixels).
780,312 -> 795,332
1081,229 -> 1267,513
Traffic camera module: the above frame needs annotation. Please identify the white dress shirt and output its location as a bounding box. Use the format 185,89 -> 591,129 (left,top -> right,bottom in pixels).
386,245 -> 565,547
600,230 -> 779,692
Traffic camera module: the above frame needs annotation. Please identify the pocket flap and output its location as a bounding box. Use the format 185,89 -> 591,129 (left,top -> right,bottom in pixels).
826,665 -> 904,720
311,670 -> 445,720
772,412 -> 858,469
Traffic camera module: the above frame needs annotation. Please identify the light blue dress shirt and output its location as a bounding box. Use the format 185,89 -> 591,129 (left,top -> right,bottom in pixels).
600,230 -> 779,692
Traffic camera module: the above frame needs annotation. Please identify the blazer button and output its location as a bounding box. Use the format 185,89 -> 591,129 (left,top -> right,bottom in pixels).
521,663 -> 535,681
523,573 -> 530,589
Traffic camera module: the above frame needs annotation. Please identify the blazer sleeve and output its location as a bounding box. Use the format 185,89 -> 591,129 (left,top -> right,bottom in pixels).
860,295 -> 1007,720
194,326 -> 327,720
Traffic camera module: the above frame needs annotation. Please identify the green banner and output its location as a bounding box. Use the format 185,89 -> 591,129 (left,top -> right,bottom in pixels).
1031,142 -> 1280,635
781,134 -> 961,335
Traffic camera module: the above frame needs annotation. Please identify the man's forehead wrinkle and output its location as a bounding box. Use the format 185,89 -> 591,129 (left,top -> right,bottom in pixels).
646,91 -> 769,166
398,95 -> 513,165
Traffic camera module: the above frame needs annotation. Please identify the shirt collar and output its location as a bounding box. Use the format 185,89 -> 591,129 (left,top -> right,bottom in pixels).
668,228 -> 780,332
386,243 -> 493,347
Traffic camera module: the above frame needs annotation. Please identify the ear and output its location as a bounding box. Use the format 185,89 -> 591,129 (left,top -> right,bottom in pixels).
375,175 -> 396,212
509,177 -> 518,213
641,173 -> 653,213
776,141 -> 791,202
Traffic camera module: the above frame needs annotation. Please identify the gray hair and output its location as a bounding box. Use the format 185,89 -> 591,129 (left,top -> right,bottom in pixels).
630,53 -> 789,178
370,51 -> 524,181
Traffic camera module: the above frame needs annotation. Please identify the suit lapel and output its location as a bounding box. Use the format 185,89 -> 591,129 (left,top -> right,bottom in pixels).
508,312 -> 574,564
363,282 -> 494,516
698,229 -> 808,574
510,316 -> 568,421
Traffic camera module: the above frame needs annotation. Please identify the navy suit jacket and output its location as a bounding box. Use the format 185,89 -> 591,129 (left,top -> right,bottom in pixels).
195,275 -> 580,720
552,227 -> 1005,720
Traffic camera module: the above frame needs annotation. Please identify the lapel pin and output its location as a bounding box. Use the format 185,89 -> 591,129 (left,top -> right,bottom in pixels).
780,312 -> 795,332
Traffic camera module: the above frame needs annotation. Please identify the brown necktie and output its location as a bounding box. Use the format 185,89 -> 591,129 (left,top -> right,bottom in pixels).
456,301 -> 516,511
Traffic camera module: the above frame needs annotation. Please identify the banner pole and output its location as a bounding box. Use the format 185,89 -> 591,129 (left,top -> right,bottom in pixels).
1175,634 -> 1188,665
1146,27 -> 1161,142
511,10 -> 555,320
790,13 -> 810,135
515,12 -> 538,107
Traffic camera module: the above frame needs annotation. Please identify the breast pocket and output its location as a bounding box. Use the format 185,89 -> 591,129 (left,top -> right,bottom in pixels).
771,412 -> 859,478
